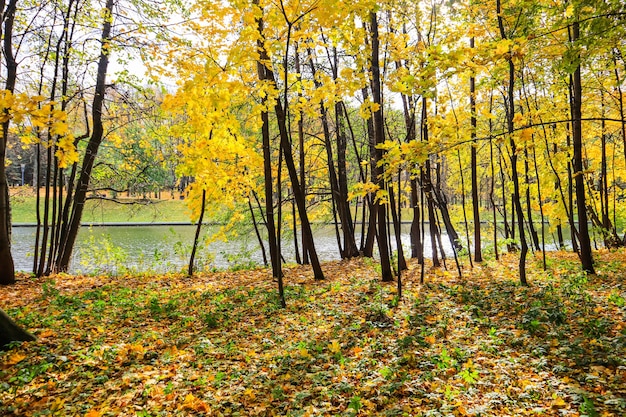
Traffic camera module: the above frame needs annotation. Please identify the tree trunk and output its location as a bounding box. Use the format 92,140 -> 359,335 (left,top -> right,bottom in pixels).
0,0 -> 18,285
56,0 -> 114,272
370,12 -> 393,282
188,189 -> 206,276
294,47 -> 308,264
470,36 -> 482,262
0,308 -> 35,349
254,13 -> 282,287
570,20 -> 594,273
256,8 -> 324,282
497,0 -> 528,285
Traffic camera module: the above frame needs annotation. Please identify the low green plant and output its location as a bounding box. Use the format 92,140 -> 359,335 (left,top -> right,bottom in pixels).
608,291 -> 625,307
348,395 -> 362,414
579,396 -> 598,417
79,230 -> 128,275
202,312 -> 220,329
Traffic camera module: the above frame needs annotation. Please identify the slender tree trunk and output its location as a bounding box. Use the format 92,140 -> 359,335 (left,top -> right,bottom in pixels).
566,119 -> 579,252
254,14 -> 282,288
470,36 -> 482,262
360,85 -> 377,257
388,183 -> 407,271
457,150 -> 473,268
524,148 -> 540,251
56,0 -> 115,271
248,196 -> 268,267
410,178 -> 423,262
370,12 -> 393,281
488,94 -> 499,260
332,47 -> 359,258
499,148 -> 511,250
613,50 -> 626,176
291,195 -> 301,264
295,47 -> 308,264
256,15 -> 323,281
570,20 -> 594,273
497,0 -> 528,285
0,0 -> 19,285
188,189 -> 206,276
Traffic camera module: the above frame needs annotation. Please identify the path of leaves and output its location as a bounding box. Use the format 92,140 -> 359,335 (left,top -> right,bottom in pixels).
1,251 -> 626,416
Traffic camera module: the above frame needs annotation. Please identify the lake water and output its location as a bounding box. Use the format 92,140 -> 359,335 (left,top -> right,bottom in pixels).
11,223 -> 457,274
12,222 -> 570,275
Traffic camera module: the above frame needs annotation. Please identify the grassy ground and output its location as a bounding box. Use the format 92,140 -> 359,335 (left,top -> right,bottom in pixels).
10,188 -> 192,224
1,251 -> 625,416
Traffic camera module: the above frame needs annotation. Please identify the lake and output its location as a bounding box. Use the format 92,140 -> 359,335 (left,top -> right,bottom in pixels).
11,223 -> 457,274
12,221 -> 571,275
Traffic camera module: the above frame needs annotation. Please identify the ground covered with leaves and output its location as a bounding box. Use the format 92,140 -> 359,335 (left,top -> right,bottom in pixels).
1,251 -> 626,416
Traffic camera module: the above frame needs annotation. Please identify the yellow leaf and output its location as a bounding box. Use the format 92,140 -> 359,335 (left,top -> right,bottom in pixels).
85,410 -> 101,417
244,387 -> 256,400
424,335 -> 436,345
181,393 -> 209,412
552,394 -> 567,408
5,352 -> 26,365
495,39 -> 512,56
39,329 -> 55,338
51,398 -> 65,411
50,121 -> 69,136
328,340 -> 341,354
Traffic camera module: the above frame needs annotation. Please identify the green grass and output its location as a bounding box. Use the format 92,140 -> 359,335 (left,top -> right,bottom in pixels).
10,192 -> 192,224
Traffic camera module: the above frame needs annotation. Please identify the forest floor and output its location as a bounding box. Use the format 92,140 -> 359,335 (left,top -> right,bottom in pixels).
1,251 -> 625,416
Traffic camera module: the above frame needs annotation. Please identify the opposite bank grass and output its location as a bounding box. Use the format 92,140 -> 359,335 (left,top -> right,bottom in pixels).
10,188 -> 192,224
1,252 -> 626,416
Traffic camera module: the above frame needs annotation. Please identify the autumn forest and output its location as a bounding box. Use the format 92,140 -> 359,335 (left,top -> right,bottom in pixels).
1,0 -> 626,415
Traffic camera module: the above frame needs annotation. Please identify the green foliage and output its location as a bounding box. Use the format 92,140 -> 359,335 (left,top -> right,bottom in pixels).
580,396 -> 599,417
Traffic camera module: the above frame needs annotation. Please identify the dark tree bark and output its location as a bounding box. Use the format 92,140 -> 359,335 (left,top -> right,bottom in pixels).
570,20 -> 594,273
566,119 -> 579,253
256,8 -> 324,282
410,178 -> 423,262
307,49 -> 358,259
248,196 -> 268,267
0,308 -> 35,349
294,47 -> 308,264
370,12 -> 393,282
362,85 -> 377,258
254,10 -> 283,294
188,189 -> 206,276
497,0 -> 528,285
0,0 -> 18,285
488,94 -> 499,260
470,36 -> 482,262
56,0 -> 115,272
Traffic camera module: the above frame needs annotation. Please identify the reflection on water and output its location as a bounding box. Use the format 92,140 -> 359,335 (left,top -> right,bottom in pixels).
11,222 -> 567,274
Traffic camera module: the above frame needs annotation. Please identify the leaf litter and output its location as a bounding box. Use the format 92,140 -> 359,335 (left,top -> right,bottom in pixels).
1,250 -> 625,416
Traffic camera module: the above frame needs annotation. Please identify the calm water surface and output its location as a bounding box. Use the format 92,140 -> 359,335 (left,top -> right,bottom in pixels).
11,223 -> 455,274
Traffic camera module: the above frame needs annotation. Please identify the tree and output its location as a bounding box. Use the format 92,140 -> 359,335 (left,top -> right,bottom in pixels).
0,307 -> 35,349
369,11 -> 393,282
56,0 -> 115,272
497,0 -> 528,285
569,15 -> 594,273
0,0 -> 18,285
